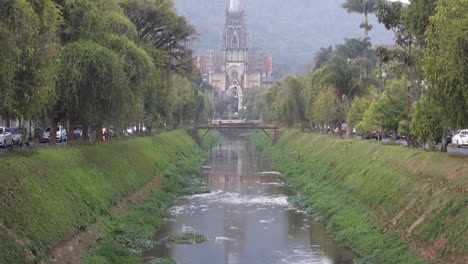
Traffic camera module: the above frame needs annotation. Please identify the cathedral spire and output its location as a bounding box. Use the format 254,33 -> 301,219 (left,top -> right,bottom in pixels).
228,0 -> 240,12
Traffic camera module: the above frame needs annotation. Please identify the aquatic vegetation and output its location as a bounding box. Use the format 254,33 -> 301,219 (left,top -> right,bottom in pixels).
164,232 -> 208,244
178,186 -> 211,196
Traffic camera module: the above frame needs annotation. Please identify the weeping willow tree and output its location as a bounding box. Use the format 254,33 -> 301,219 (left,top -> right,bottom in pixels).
56,41 -> 129,141
0,0 -> 61,125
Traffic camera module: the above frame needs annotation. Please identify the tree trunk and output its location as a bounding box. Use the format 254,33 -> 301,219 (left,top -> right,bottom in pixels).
364,13 -> 369,38
441,128 -> 448,153
96,124 -> 104,142
67,121 -> 75,143
49,119 -> 57,145
82,123 -> 89,141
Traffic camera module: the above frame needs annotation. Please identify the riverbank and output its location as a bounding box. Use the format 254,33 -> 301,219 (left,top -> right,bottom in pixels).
252,130 -> 467,264
0,130 -> 217,263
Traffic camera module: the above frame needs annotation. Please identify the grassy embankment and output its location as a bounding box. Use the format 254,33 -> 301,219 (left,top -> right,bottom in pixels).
0,130 -> 217,263
252,130 -> 467,264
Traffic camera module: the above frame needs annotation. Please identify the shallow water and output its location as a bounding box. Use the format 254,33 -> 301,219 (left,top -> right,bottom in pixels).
143,138 -> 354,264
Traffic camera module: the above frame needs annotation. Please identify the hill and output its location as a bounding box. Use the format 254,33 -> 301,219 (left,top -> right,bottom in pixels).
174,0 -> 394,72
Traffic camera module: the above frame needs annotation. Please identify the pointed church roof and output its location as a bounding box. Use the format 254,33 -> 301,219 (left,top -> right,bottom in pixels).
229,0 -> 241,12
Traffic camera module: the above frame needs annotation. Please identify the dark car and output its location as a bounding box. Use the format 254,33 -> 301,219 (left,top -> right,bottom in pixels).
73,126 -> 83,140
446,129 -> 454,144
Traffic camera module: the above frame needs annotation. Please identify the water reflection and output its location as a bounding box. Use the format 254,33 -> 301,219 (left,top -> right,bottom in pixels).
143,138 -> 354,264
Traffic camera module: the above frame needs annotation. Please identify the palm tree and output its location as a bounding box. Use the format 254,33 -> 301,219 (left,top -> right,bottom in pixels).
323,55 -> 375,137
341,0 -> 377,38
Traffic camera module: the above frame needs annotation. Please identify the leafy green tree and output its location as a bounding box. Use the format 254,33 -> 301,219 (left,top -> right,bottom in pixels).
313,46 -> 333,69
341,0 -> 377,37
356,100 -> 377,136
410,95 -> 444,150
56,41 -> 129,141
121,0 -> 196,74
313,90 -> 345,134
424,0 -> 468,130
322,54 -> 372,136
0,0 -> 60,119
405,0 -> 436,46
281,77 -> 306,127
357,79 -> 405,139
347,97 -> 371,129
376,0 -> 418,122
304,68 -> 328,126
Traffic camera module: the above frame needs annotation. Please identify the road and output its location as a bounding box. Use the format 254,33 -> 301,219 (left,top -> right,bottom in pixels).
1,138 -> 467,155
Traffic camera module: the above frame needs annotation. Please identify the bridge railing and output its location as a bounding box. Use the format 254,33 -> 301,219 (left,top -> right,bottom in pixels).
210,119 -> 263,125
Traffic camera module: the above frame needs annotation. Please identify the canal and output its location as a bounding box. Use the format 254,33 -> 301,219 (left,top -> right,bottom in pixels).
144,137 -> 354,264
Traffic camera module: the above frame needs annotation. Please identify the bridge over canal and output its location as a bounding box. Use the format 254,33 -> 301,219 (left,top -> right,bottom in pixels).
191,120 -> 281,144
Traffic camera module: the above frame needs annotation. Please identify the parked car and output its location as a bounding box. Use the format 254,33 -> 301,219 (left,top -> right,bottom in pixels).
0,127 -> 13,148
452,129 -> 468,148
42,126 -> 68,142
11,127 -> 30,147
73,126 -> 83,140
446,129 -> 454,144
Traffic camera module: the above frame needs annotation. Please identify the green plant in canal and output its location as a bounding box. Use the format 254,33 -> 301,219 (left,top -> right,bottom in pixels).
178,186 -> 211,196
164,232 -> 208,244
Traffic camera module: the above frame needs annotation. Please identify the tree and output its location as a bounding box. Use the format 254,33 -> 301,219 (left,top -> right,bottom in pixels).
120,0 -> 196,74
313,90 -> 345,134
347,97 -> 371,129
357,79 -> 406,139
281,77 -> 306,127
376,0 -> 416,122
56,41 -> 129,141
424,0 -> 468,130
322,54 -> 372,137
405,0 -> 436,46
313,46 -> 333,69
0,0 -> 61,126
410,95 -> 444,150
341,0 -> 377,38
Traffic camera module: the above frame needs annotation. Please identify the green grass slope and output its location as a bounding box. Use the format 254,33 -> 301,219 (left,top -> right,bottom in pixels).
0,130 -> 208,263
252,130 -> 467,264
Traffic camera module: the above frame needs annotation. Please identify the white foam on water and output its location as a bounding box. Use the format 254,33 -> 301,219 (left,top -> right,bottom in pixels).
214,236 -> 238,246
259,171 -> 282,175
260,182 -> 286,186
188,191 -> 291,208
273,248 -> 333,264
259,218 -> 275,224
181,224 -> 194,233
215,236 -> 236,242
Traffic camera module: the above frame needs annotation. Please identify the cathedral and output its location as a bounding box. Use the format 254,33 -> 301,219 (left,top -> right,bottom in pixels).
196,0 -> 273,113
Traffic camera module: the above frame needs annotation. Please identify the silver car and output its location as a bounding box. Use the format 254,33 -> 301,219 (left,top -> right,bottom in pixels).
11,127 -> 30,147
42,126 -> 68,142
0,127 -> 13,148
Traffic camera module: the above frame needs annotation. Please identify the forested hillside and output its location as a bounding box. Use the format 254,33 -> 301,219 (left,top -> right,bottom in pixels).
174,0 -> 394,70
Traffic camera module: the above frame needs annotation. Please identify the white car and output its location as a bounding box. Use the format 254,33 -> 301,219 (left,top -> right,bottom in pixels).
452,129 -> 468,148
0,127 -> 13,148
42,126 -> 68,143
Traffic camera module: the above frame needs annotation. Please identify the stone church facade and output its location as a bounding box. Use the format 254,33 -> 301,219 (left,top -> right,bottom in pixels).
196,0 -> 273,113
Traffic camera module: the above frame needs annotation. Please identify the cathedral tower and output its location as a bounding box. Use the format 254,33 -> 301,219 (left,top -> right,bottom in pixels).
224,0 -> 248,113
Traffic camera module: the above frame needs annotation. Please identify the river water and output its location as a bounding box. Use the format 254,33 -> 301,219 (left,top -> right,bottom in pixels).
144,138 -> 354,264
